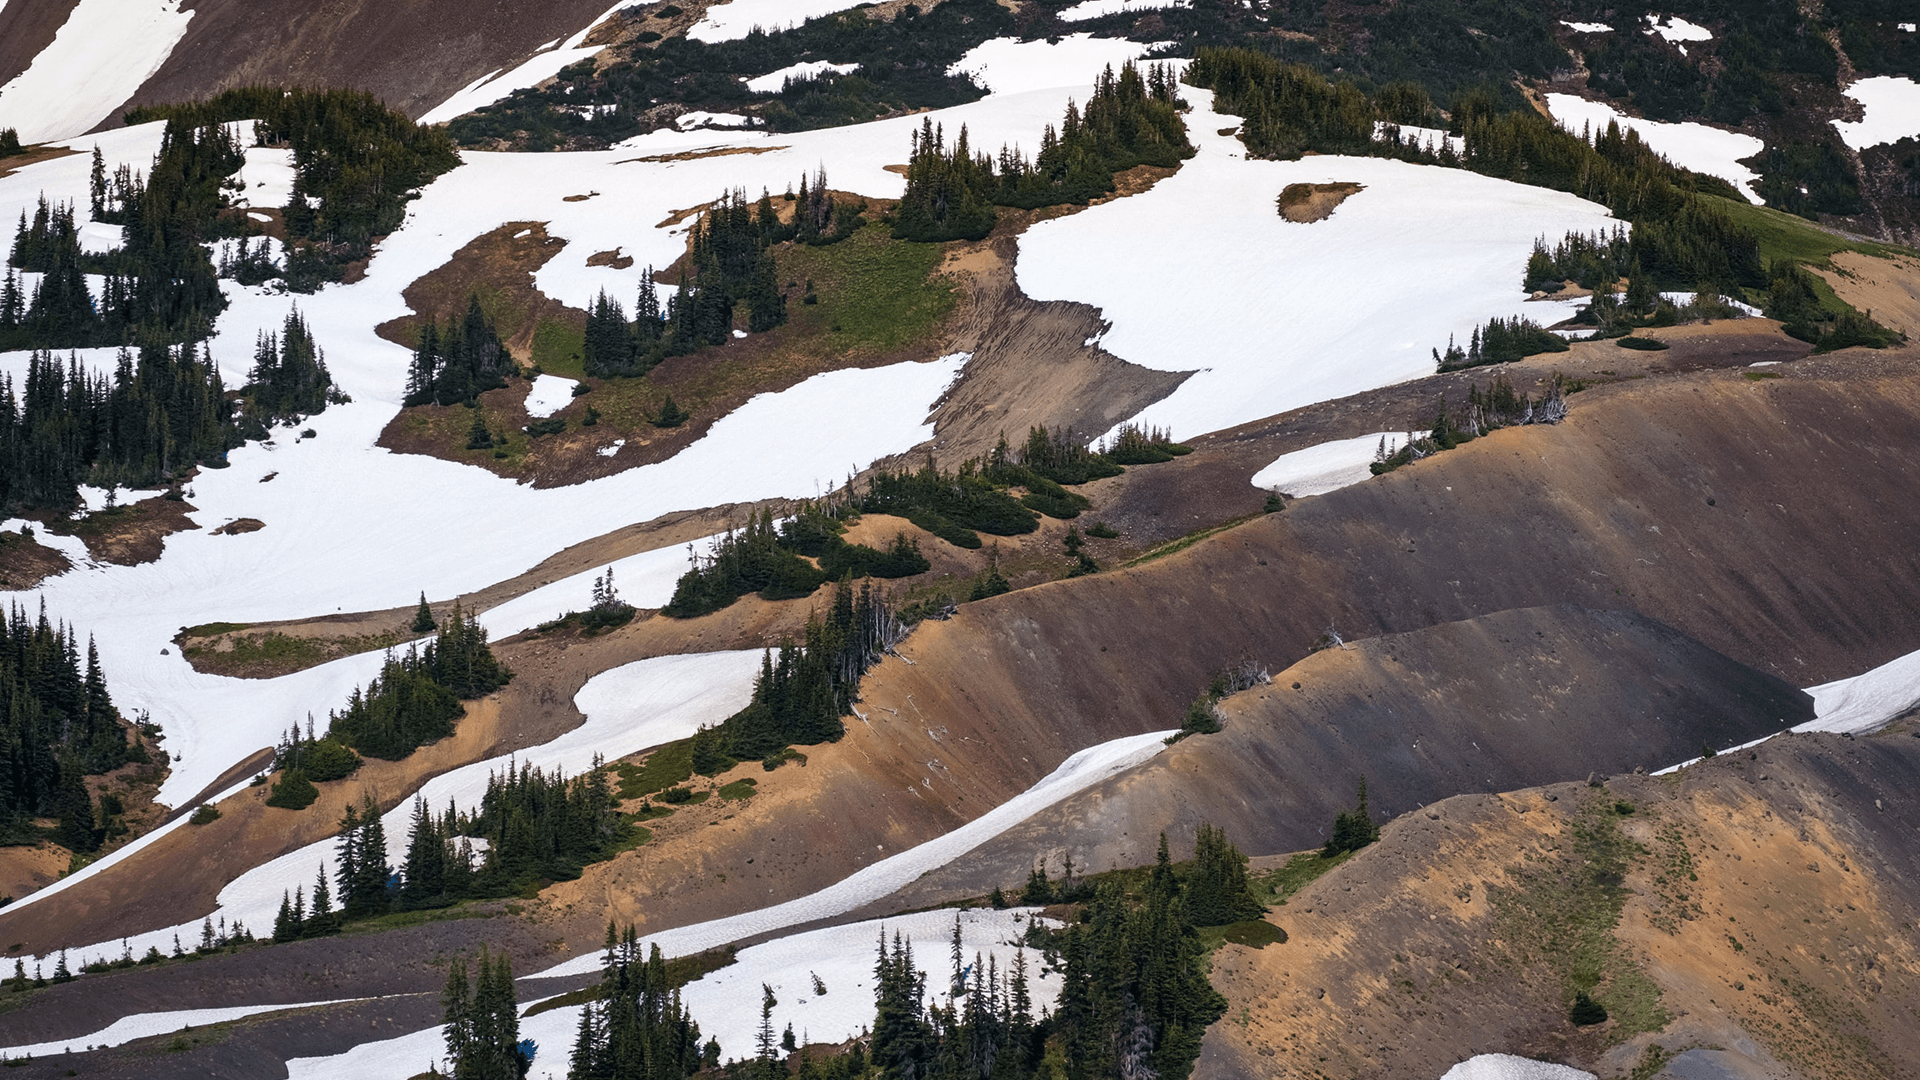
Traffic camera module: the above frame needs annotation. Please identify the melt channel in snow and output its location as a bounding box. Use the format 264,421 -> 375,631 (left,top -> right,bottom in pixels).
1544,93 -> 1763,203
1017,83 -> 1621,444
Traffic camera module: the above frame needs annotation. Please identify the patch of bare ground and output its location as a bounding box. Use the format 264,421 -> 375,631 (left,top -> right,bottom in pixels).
1812,251 -> 1920,342
1187,731 -> 1920,1080
117,0 -> 624,123
1276,181 -> 1364,223
0,846 -> 67,907
41,494 -> 199,566
379,211 -> 981,487
0,530 -> 70,590
209,517 -> 264,535
0,145 -> 79,182
372,220 -> 580,367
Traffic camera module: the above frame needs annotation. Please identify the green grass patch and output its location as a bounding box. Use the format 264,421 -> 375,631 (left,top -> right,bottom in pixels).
1259,850 -> 1352,906
614,739 -> 694,800
1210,919 -> 1286,949
1125,515 -> 1260,568
717,777 -> 758,801
776,222 -> 956,358
339,900 -> 497,935
609,823 -> 652,854
1698,194 -> 1911,268
531,317 -> 586,378
180,621 -> 250,637
522,946 -> 739,1019
1486,794 -> 1670,1042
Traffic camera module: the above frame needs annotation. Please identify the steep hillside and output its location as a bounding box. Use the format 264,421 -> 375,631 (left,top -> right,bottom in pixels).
862,603 -> 1813,911
0,0 -> 626,134
1193,727 -> 1920,1080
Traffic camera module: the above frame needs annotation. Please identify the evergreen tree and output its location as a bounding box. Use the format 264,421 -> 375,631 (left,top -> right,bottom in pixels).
413,592 -> 437,633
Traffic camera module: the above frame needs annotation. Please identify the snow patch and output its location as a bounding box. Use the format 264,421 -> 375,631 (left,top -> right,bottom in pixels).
535,727 -> 1175,977
1250,433 -> 1402,498
681,908 -> 1064,1058
522,374 -> 578,418
417,1 -> 629,125
1058,0 -> 1192,22
1643,14 -> 1711,43
1018,87 -> 1620,442
689,0 -> 871,42
746,60 -> 860,94
1441,1055 -> 1596,1080
1560,21 -> 1612,33
1832,76 -> 1920,151
0,0 -> 195,143
0,1000 -> 362,1060
597,439 -> 624,457
477,536 -> 717,639
1374,120 -> 1464,156
948,35 -> 1163,96
39,651 -> 761,974
1803,645 -> 1920,735
233,147 -> 296,209
1545,93 -> 1763,203
677,111 -> 756,130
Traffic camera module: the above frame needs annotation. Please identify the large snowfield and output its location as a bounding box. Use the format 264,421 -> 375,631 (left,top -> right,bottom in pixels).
1018,86 -> 1621,442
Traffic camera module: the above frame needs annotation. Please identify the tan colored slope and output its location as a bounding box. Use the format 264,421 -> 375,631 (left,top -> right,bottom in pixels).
862,603 -> 1812,912
1195,728 -> 1920,1080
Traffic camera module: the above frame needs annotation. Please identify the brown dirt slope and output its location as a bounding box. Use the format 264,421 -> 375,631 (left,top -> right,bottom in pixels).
120,0 -> 622,123
1194,728 -> 1920,1080
865,603 -> 1813,910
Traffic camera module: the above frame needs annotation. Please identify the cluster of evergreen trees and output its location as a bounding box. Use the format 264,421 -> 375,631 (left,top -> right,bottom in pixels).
893,62 -> 1192,241
0,344 -> 236,514
858,834 -> 1243,1080
126,87 -> 461,286
321,602 -> 509,761
405,296 -> 513,406
275,758 -> 629,945
566,928 -> 713,1079
2,118 -> 252,349
449,0 -> 1015,150
1432,315 -> 1567,372
0,604 -> 143,850
689,578 -> 897,769
1371,374 -> 1571,476
1524,227 -> 1631,293
662,507 -> 928,618
444,946 -> 532,1079
240,309 -> 337,433
579,173 -> 863,377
